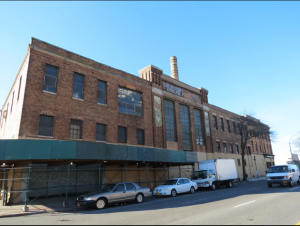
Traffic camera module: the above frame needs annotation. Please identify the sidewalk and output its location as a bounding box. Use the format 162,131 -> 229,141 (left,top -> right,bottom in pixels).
0,195 -> 80,218
247,176 -> 267,181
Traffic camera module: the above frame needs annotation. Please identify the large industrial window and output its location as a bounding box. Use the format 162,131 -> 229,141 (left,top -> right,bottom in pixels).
17,76 -> 22,101
97,80 -> 107,104
227,120 -> 231,133
216,141 -> 221,153
70,119 -> 82,139
223,143 -> 227,153
96,123 -> 106,141
233,122 -> 236,134
180,104 -> 192,151
118,87 -> 142,116
194,109 -> 204,145
38,115 -> 54,137
73,73 -> 84,99
229,143 -> 234,153
220,118 -> 224,132
118,126 -> 127,143
236,144 -> 239,154
137,129 -> 145,145
237,122 -> 240,134
43,65 -> 58,93
164,99 -> 177,142
213,115 -> 218,130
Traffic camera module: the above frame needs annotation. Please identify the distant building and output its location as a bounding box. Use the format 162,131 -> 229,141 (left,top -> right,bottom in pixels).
0,38 -> 274,204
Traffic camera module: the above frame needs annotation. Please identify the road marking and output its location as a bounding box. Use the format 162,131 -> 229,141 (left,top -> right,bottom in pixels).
181,198 -> 207,205
290,187 -> 299,191
233,200 -> 256,208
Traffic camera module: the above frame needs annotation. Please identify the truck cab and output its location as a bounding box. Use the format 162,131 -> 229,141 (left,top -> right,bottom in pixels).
192,170 -> 216,189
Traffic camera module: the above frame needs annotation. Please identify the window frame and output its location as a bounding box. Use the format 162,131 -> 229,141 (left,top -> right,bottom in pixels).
194,109 -> 204,145
43,64 -> 58,93
72,72 -> 84,99
118,87 -> 143,117
220,118 -> 224,132
97,80 -> 107,105
164,99 -> 177,142
70,119 -> 83,140
226,119 -> 231,133
38,115 -> 54,137
118,126 -> 127,143
137,129 -> 145,145
96,123 -> 106,142
213,115 -> 218,130
216,141 -> 221,153
180,104 -> 192,151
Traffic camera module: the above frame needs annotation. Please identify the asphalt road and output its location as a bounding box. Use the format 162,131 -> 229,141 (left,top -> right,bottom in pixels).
1,180 -> 300,225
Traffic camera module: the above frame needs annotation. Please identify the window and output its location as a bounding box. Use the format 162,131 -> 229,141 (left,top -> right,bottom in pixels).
164,99 -> 177,142
183,179 -> 190,184
73,73 -> 84,99
115,184 -> 125,192
11,91 -> 14,113
70,119 -> 82,139
244,159 -> 247,166
237,123 -> 240,134
236,144 -> 239,154
237,159 -> 241,166
137,129 -> 145,145
118,126 -> 127,143
255,142 -> 258,153
216,141 -> 221,153
118,87 -> 142,116
213,116 -> 218,130
227,120 -> 231,133
223,143 -> 227,153
38,115 -> 54,137
17,76 -> 22,101
259,143 -> 262,153
233,122 -> 236,134
251,141 -> 254,153
194,109 -> 204,145
264,144 -> 266,154
180,104 -> 192,151
97,80 -> 107,104
96,124 -> 106,141
229,143 -> 234,153
125,183 -> 136,191
248,146 -> 251,155
43,65 -> 58,93
220,118 -> 224,132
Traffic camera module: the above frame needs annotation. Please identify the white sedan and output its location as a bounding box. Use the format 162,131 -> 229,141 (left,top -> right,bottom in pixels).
153,178 -> 198,197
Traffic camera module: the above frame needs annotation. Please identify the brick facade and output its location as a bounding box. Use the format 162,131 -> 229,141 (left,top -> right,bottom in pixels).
0,38 -> 274,179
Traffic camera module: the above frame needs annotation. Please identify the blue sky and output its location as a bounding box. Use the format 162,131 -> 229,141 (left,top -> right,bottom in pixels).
0,1 -> 299,164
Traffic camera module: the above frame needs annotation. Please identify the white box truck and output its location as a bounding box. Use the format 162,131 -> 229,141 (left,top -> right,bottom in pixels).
192,159 -> 239,190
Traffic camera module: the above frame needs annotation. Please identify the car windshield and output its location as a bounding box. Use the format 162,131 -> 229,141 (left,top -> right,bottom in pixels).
269,166 -> 289,173
164,180 -> 178,185
100,184 -> 117,192
193,170 -> 207,179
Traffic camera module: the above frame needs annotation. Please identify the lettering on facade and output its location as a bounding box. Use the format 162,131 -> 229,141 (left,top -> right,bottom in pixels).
41,110 -> 53,116
163,82 -> 184,97
204,112 -> 210,136
154,95 -> 162,127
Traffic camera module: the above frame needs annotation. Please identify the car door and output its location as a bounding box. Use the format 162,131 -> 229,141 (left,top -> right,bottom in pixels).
110,183 -> 126,203
125,183 -> 138,201
183,179 -> 192,192
177,179 -> 185,193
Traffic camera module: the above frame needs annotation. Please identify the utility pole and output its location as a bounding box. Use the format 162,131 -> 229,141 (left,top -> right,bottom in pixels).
254,156 -> 259,180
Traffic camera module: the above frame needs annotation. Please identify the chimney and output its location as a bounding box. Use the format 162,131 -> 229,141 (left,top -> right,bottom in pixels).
170,56 -> 179,80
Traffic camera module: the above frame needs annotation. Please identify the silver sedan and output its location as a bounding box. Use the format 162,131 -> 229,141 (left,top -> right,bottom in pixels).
75,182 -> 152,209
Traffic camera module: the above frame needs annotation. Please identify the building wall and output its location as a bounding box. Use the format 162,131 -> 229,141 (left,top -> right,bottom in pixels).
0,51 -> 30,139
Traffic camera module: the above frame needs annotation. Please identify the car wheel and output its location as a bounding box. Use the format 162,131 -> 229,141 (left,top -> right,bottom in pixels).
136,194 -> 144,203
268,183 -> 272,188
289,179 -> 294,187
226,181 -> 233,188
96,198 -> 107,209
190,187 -> 195,194
171,189 -> 177,197
211,183 -> 216,190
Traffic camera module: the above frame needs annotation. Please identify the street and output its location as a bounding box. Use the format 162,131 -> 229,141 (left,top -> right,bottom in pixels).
1,180 -> 300,225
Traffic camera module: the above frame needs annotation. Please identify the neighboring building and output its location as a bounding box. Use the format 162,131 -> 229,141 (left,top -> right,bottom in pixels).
0,38 -> 274,204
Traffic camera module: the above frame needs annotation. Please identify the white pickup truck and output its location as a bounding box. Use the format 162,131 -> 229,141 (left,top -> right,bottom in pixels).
192,159 -> 239,190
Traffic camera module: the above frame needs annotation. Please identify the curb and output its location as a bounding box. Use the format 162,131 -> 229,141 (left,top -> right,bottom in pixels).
0,210 -> 45,218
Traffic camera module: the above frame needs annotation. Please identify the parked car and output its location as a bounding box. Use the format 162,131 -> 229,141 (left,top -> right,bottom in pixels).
75,182 -> 152,209
153,178 -> 198,197
266,164 -> 300,188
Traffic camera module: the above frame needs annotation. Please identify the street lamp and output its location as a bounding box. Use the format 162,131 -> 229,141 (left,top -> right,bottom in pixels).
253,156 -> 259,180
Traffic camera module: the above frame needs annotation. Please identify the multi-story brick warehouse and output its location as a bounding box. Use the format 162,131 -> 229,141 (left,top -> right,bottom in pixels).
0,38 -> 274,205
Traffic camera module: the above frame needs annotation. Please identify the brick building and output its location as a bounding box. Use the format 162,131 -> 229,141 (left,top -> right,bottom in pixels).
0,38 -> 274,204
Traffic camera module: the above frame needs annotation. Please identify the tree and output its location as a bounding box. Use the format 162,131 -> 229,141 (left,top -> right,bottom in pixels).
238,114 -> 276,181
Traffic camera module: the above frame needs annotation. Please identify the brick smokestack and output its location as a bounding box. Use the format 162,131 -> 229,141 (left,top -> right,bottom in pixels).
170,56 -> 179,80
